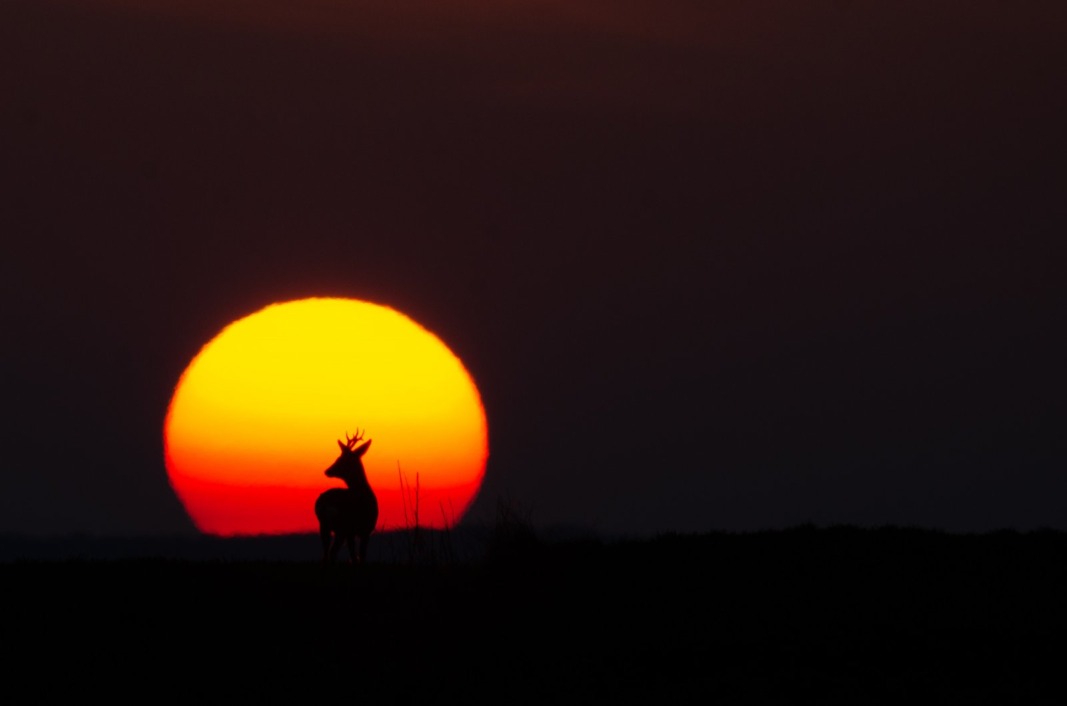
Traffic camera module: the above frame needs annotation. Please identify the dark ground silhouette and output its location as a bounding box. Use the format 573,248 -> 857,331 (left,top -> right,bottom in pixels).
5,526 -> 1066,704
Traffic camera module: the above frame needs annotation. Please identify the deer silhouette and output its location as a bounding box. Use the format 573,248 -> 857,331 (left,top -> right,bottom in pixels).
315,429 -> 379,565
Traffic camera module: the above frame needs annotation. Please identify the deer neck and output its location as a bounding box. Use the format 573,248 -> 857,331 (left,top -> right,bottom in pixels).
343,474 -> 372,493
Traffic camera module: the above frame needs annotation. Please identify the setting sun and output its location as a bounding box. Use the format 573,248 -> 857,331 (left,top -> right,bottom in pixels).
163,297 -> 488,536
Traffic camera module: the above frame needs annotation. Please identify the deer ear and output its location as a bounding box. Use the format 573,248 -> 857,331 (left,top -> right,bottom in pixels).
337,440 -> 347,452
354,439 -> 372,457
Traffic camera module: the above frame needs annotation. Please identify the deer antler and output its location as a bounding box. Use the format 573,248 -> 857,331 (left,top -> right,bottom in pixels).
344,428 -> 365,449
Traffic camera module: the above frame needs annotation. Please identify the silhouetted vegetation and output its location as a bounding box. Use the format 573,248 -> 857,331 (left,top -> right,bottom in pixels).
5,524 -> 1067,702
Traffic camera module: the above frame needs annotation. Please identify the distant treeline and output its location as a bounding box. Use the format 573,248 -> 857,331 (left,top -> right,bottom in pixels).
0,520 -> 592,563
4,523 -> 1067,565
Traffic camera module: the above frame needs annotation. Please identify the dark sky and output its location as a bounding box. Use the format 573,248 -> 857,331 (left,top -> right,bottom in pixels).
2,0 -> 1064,537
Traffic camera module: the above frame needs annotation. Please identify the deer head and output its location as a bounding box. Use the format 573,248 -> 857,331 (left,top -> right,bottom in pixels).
324,428 -> 373,484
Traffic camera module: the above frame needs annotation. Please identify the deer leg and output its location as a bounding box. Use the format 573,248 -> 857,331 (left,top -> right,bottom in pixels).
328,535 -> 343,563
319,526 -> 332,563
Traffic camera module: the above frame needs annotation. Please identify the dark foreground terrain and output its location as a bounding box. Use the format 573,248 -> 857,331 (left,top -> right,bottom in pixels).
5,526 -> 1067,704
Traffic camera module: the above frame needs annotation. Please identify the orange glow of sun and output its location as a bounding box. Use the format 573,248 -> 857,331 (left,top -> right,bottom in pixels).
163,297 -> 488,536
